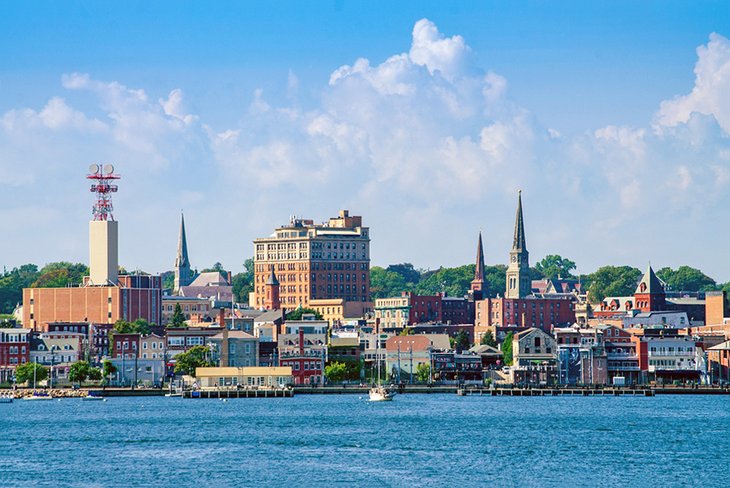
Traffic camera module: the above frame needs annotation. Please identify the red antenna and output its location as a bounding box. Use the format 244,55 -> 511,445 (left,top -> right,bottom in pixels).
86,164 -> 120,221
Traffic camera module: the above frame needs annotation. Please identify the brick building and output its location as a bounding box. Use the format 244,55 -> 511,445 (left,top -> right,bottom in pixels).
0,328 -> 31,382
253,210 -> 371,315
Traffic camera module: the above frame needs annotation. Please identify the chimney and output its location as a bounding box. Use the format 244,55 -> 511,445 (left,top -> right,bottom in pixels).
227,271 -> 232,286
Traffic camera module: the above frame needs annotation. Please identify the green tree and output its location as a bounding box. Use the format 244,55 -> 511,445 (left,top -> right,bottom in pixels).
160,271 -> 175,291
484,265 -> 507,298
398,327 -> 414,336
416,265 -> 475,297
171,303 -> 186,327
450,330 -> 471,352
88,368 -> 103,381
324,361 -> 348,382
286,308 -> 323,321
385,263 -> 421,286
0,264 -> 40,313
132,318 -> 152,335
232,258 -> 255,303
174,345 -> 214,375
370,266 -> 408,298
69,361 -> 92,383
201,262 -> 225,273
656,266 -> 716,292
480,330 -> 497,347
501,332 -> 514,366
31,262 -> 89,288
535,255 -> 577,279
416,362 -> 431,383
15,362 -> 48,385
587,266 -> 642,303
102,360 -> 117,382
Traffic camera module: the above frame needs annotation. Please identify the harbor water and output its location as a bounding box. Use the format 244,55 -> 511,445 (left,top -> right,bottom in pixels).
1,394 -> 728,487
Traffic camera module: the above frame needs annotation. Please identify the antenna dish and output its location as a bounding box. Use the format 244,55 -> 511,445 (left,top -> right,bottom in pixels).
103,164 -> 114,175
89,164 -> 100,174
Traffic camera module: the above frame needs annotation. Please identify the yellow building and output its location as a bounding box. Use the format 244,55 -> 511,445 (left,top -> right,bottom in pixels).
195,366 -> 293,388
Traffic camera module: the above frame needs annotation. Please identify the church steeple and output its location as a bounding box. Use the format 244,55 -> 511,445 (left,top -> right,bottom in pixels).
470,232 -> 486,300
174,212 -> 193,293
506,191 -> 530,299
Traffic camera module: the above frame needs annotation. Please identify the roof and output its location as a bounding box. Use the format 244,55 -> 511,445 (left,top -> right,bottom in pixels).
469,344 -> 502,356
708,340 -> 730,351
635,265 -> 665,294
211,330 -> 256,340
266,266 -> 279,286
190,272 -> 229,287
179,285 -> 233,301
254,309 -> 285,324
512,190 -> 527,252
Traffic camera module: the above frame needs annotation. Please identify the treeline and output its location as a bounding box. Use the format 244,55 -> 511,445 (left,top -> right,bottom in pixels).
371,257 -> 730,304
0,262 -> 90,314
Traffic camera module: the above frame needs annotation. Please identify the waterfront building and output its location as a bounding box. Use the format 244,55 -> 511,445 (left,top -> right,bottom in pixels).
90,323 -> 113,362
108,357 -> 165,387
165,327 -> 222,358
30,332 -> 84,382
511,328 -> 559,386
208,330 -> 259,367
707,340 -> 730,384
706,291 -> 730,327
632,331 -> 705,383
252,210 -> 371,315
431,351 -> 483,383
194,366 -> 293,388
278,328 -> 327,385
139,334 -> 166,360
384,334 -> 450,382
0,328 -> 31,382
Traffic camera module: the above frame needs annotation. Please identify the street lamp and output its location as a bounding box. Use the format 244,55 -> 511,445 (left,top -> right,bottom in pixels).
49,345 -> 59,389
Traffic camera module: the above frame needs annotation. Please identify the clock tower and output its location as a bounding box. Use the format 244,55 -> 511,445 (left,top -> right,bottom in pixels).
505,191 -> 530,299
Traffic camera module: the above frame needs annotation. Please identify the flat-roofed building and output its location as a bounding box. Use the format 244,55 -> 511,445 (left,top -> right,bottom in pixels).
195,366 -> 293,388
253,210 -> 371,315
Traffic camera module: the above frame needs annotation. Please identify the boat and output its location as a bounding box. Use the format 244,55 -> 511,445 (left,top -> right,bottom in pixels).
0,393 -> 13,404
23,360 -> 54,400
369,333 -> 394,402
82,393 -> 105,401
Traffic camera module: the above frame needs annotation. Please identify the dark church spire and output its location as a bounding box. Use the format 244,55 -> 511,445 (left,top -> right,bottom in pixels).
470,231 -> 486,299
512,190 -> 527,252
175,212 -> 190,268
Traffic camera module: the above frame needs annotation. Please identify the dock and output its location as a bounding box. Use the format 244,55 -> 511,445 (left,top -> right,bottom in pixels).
182,388 -> 294,399
457,387 -> 655,397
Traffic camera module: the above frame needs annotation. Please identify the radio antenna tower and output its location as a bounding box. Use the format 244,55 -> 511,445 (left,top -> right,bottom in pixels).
86,164 -> 120,221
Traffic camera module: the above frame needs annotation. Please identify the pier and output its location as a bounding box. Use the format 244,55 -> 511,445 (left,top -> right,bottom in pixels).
182,388 -> 294,399
457,387 -> 655,397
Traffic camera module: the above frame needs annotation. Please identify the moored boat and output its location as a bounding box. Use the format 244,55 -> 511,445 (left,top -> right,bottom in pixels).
23,391 -> 54,401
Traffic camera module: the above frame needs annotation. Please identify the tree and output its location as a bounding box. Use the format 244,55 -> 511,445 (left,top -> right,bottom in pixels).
161,271 -> 175,291
450,330 -> 471,352
286,308 -> 323,321
535,255 -> 577,280
174,345 -> 214,375
324,362 -> 348,382
480,330 -> 497,347
385,263 -> 421,286
587,266 -> 642,303
656,266 -> 716,292
370,266 -> 408,299
171,303 -> 186,327
484,265 -> 507,298
201,262 -> 225,273
416,265 -> 475,297
132,318 -> 152,335
398,327 -> 414,336
15,362 -> 48,385
416,362 -> 431,383
501,332 -> 514,366
102,360 -> 117,382
31,262 -> 89,288
88,368 -> 103,381
69,361 -> 92,383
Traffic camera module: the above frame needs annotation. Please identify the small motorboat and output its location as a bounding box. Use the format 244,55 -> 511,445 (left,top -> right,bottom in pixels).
82,394 -> 105,401
368,386 -> 394,402
0,393 -> 13,404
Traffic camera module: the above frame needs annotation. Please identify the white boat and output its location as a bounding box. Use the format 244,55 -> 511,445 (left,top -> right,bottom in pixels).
368,385 -> 394,402
0,394 -> 13,404
369,333 -> 394,402
82,394 -> 105,401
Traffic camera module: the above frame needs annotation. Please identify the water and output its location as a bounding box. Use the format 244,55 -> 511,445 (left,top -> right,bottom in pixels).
1,394 -> 728,487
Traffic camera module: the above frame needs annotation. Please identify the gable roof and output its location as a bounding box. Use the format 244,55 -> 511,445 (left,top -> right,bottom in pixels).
635,265 -> 665,294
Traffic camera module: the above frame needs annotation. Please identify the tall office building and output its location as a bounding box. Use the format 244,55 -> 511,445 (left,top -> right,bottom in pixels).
253,210 -> 370,314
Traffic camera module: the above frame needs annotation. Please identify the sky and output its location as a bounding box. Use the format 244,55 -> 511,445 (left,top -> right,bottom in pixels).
1,1 -> 730,281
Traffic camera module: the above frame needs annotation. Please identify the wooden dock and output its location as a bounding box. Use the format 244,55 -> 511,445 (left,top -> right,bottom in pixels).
182,388 -> 294,399
457,387 -> 655,397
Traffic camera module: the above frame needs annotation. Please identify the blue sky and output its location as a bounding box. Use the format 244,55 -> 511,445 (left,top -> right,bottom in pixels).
1,2 -> 730,281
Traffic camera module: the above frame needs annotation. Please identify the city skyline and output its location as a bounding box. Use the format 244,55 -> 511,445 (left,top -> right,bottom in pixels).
1,3 -> 730,280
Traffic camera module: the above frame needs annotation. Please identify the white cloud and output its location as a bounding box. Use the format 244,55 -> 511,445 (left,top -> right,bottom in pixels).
655,33 -> 730,134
